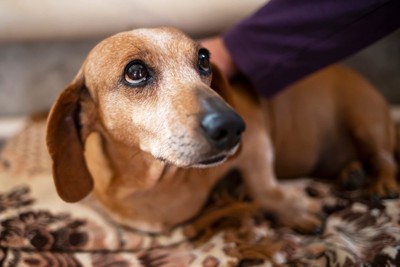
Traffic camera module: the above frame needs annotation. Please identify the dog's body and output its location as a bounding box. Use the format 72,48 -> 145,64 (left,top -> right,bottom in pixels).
267,65 -> 396,181
47,28 -> 398,234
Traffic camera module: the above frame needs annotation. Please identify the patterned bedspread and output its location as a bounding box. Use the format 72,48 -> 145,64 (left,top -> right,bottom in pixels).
0,119 -> 399,267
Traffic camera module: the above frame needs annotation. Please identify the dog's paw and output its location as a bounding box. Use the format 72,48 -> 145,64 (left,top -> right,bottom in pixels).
279,187 -> 325,234
260,181 -> 327,235
369,178 -> 399,199
339,161 -> 368,191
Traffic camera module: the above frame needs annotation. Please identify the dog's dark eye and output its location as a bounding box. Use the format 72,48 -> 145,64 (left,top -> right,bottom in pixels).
198,48 -> 211,75
124,61 -> 150,86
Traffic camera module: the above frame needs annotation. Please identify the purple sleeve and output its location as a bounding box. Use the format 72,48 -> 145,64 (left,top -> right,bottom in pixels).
223,0 -> 400,97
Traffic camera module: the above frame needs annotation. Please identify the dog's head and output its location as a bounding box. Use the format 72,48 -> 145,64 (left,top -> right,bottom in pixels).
46,28 -> 245,202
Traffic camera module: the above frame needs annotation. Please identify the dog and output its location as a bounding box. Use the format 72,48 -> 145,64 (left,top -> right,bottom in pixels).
46,27 -> 399,234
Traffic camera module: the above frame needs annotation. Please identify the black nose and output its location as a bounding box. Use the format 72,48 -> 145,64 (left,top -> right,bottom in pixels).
201,111 -> 245,150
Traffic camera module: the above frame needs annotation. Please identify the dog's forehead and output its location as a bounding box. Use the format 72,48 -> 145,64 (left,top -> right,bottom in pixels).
87,28 -> 197,63
131,28 -> 193,49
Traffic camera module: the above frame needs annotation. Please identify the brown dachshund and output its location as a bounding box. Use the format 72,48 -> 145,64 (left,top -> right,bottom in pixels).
46,27 -> 399,234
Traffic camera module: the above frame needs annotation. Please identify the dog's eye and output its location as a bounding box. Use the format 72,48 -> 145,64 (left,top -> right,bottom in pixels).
198,48 -> 211,75
124,61 -> 150,85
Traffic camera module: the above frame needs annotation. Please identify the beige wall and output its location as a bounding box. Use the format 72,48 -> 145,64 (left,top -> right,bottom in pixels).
345,30 -> 400,103
0,0 -> 267,42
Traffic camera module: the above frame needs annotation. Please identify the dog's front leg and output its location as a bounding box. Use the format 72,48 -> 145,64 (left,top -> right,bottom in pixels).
240,131 -> 324,234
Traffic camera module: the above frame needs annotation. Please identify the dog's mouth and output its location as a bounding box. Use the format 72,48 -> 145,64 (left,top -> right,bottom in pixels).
198,155 -> 227,165
156,154 -> 227,168
154,142 -> 240,168
192,143 -> 240,168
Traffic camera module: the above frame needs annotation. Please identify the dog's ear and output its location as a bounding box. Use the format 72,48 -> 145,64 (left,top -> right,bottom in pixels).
210,63 -> 234,104
46,70 -> 94,203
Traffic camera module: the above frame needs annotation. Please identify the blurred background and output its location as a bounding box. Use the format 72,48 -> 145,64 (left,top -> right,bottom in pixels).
0,0 -> 399,137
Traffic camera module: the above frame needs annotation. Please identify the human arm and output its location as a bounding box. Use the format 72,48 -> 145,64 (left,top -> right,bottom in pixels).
203,0 -> 400,96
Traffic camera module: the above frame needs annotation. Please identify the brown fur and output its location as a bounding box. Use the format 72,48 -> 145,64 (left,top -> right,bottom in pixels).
47,28 -> 399,234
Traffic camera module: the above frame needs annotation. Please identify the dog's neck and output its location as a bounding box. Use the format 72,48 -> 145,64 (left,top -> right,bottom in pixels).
84,131 -> 172,198
79,96 -> 172,194
83,130 -> 227,232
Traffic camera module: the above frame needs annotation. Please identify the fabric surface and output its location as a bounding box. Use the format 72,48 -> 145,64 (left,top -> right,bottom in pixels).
0,119 -> 399,267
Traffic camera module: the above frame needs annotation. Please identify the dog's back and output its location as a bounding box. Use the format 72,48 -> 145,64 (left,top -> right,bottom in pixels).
232,64 -> 397,196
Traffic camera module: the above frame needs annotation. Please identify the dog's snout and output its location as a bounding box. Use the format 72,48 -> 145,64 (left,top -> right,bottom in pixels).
201,111 -> 245,150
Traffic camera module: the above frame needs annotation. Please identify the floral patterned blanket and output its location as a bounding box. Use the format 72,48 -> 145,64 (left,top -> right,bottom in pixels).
0,119 -> 399,267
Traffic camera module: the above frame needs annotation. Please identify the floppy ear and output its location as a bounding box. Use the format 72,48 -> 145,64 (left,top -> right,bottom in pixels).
46,70 -> 94,203
210,63 -> 235,104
